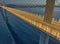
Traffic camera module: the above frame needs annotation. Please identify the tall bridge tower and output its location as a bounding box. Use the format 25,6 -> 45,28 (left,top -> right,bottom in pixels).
44,0 -> 55,24
39,0 -> 56,44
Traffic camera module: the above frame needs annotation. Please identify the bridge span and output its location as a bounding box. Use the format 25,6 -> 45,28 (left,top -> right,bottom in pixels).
1,6 -> 60,42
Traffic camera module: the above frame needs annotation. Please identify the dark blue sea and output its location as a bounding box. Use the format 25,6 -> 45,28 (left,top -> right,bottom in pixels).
0,6 -> 60,44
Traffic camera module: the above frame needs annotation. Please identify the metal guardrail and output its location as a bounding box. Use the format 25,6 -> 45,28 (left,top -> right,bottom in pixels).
1,6 -> 60,41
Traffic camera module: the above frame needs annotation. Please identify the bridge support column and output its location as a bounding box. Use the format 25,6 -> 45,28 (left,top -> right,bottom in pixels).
44,0 -> 55,24
39,32 -> 49,44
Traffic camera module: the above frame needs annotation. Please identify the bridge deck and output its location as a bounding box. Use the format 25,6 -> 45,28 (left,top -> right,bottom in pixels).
1,6 -> 60,41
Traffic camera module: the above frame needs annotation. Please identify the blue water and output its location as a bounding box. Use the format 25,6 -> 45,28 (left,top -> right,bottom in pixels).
0,6 -> 60,44
0,8 -> 14,44
0,8 -> 40,44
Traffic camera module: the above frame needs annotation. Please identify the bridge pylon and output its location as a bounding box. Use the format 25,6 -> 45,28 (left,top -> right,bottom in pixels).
39,0 -> 55,44
44,0 -> 55,24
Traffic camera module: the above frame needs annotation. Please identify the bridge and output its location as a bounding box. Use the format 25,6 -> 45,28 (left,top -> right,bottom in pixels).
0,0 -> 60,44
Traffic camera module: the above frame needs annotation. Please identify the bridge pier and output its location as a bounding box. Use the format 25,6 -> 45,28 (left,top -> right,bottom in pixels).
39,0 -> 55,44
39,31 -> 49,44
44,0 -> 55,24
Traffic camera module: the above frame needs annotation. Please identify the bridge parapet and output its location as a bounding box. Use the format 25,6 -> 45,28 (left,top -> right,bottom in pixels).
52,18 -> 60,27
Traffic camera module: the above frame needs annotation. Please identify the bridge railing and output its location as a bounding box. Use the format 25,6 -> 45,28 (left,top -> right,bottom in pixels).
27,13 -> 60,27
52,18 -> 60,27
